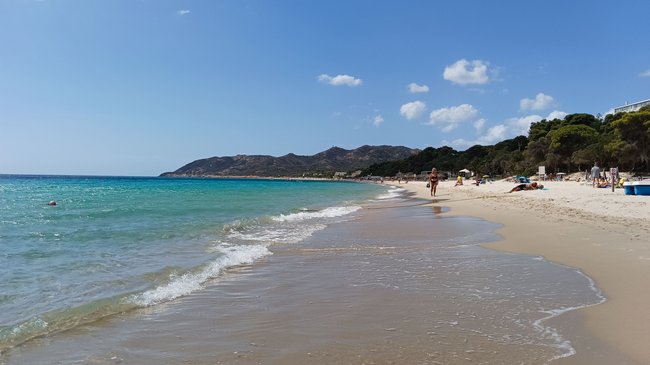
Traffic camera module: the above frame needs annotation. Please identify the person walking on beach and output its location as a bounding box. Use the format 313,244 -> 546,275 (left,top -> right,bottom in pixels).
591,162 -> 601,188
429,168 -> 439,197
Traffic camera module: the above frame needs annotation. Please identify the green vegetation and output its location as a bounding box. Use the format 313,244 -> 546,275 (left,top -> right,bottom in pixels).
363,108 -> 650,177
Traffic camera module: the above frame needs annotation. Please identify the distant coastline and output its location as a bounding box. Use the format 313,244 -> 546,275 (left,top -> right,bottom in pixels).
160,145 -> 419,178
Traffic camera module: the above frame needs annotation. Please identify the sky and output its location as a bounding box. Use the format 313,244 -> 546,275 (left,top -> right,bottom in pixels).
1,0 -> 649,176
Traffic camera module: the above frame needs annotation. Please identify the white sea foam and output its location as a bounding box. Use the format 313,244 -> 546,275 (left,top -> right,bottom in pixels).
9,317 -> 49,337
228,224 -> 327,244
530,263 -> 607,363
131,244 -> 271,307
223,205 -> 360,246
271,205 -> 361,222
374,187 -> 405,200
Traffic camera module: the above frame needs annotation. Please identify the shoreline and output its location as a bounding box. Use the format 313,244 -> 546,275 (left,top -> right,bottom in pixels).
3,186 -> 609,364
390,180 -> 650,364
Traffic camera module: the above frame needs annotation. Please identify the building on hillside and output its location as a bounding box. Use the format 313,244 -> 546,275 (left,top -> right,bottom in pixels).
349,170 -> 362,178
614,99 -> 650,114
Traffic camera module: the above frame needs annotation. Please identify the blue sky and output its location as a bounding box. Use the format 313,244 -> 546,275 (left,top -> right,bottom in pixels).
1,1 -> 648,176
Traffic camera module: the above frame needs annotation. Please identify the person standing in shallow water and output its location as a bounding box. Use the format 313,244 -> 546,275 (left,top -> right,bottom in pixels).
429,168 -> 439,197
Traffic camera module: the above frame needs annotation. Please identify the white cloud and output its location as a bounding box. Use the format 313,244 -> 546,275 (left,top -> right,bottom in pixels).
400,101 -> 426,120
473,118 -> 486,132
446,124 -> 510,150
427,104 -> 479,132
408,83 -> 429,93
639,69 -> 650,77
520,92 -> 555,111
446,109 -> 570,150
547,110 -> 567,120
505,115 -> 543,136
444,138 -> 473,149
504,111 -> 567,137
443,59 -> 490,85
318,74 -> 363,87
177,9 -> 191,16
480,124 -> 508,144
373,114 -> 384,127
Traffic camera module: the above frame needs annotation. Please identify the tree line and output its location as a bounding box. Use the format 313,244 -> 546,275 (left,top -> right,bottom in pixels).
362,106 -> 650,178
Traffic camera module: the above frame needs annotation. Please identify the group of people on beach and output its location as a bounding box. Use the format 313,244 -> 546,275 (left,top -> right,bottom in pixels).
426,168 -> 471,197
590,162 -> 619,188
427,167 -> 547,196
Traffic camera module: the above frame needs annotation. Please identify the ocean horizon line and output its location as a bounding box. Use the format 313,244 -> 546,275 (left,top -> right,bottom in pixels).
0,173 -> 356,181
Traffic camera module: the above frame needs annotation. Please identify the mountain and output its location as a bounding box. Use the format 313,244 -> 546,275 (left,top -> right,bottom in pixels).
160,145 -> 419,177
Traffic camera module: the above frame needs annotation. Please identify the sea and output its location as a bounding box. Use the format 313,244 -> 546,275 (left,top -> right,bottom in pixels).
0,175 -> 605,364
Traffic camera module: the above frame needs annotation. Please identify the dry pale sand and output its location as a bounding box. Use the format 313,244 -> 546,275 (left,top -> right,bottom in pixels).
390,179 -> 650,364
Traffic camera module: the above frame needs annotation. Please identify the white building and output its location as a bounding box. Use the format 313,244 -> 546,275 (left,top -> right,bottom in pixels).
614,99 -> 650,114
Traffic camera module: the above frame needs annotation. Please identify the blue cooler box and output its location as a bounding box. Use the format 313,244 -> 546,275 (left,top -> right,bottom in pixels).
633,181 -> 650,196
623,182 -> 636,195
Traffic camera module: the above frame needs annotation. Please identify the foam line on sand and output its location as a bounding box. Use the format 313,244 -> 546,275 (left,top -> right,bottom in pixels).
390,180 -> 650,364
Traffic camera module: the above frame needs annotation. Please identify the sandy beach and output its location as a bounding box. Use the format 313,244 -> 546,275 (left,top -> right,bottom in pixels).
391,179 -> 650,364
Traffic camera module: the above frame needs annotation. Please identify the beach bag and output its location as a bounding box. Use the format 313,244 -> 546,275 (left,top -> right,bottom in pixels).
426,182 -> 430,188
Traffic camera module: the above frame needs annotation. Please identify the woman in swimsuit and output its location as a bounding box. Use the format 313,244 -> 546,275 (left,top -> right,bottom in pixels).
429,168 -> 439,197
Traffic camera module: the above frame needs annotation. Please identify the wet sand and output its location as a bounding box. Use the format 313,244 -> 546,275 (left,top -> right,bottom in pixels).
395,180 -> 650,364
2,192 -> 624,365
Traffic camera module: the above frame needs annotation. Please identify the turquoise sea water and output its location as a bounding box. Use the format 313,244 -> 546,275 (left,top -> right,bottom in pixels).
0,175 -> 388,352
